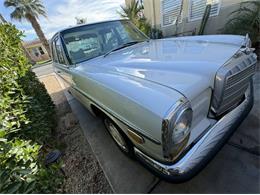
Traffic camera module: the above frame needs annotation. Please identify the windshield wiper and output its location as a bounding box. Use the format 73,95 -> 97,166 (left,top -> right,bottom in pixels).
103,41 -> 142,57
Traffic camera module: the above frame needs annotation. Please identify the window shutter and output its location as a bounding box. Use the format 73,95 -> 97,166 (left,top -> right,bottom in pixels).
189,0 -> 220,21
162,0 -> 182,26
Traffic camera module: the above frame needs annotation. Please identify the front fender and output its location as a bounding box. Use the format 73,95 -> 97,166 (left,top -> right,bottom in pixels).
71,67 -> 184,161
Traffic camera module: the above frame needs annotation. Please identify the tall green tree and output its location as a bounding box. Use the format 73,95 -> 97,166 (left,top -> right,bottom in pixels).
222,0 -> 260,44
4,0 -> 50,55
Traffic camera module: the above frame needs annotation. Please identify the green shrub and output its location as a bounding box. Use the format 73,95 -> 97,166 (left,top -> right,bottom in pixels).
222,0 -> 260,45
0,139 -> 62,193
19,71 -> 56,143
0,23 -> 62,193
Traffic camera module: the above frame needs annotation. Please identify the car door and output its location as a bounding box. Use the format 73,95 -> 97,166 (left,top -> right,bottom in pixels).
52,35 -> 74,89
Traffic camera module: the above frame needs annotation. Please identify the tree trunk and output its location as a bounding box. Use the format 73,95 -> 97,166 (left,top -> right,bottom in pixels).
26,14 -> 50,56
0,13 -> 7,23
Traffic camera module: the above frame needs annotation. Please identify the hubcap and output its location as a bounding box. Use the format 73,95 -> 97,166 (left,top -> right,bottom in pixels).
104,119 -> 128,152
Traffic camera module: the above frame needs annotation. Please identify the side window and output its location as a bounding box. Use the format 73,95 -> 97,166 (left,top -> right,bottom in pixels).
51,40 -> 58,63
54,37 -> 66,64
64,33 -> 102,64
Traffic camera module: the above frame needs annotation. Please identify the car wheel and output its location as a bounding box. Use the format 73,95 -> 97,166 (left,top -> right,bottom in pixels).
103,117 -> 133,156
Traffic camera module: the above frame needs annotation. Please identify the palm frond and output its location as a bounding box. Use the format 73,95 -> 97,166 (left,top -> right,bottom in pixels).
117,0 -> 151,36
239,0 -> 260,8
118,0 -> 142,20
4,0 -> 47,20
4,0 -> 18,7
222,0 -> 260,43
10,8 -> 24,21
229,7 -> 254,17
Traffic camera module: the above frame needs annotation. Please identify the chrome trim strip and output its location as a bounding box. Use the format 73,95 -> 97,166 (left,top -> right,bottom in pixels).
135,81 -> 253,178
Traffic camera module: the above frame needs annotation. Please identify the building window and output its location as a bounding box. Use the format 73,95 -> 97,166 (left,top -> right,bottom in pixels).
38,47 -> 45,55
161,0 -> 183,26
31,47 -> 39,57
188,0 -> 221,21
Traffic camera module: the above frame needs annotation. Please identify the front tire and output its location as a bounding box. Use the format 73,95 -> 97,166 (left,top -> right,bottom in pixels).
103,117 -> 134,156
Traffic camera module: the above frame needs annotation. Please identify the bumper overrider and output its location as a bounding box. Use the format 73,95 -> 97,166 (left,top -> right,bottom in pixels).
134,80 -> 254,182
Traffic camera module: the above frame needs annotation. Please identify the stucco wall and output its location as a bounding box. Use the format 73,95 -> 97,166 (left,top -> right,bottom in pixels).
141,0 -> 247,37
143,0 -> 162,28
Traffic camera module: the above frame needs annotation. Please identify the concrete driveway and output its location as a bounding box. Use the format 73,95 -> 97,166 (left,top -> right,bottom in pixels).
34,63 -> 260,193
32,62 -> 53,77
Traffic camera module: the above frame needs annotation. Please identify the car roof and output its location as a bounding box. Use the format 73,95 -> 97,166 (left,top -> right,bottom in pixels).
51,19 -> 129,41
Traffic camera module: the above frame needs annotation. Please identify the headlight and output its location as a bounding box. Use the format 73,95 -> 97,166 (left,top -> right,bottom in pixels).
172,107 -> 193,144
162,98 -> 193,161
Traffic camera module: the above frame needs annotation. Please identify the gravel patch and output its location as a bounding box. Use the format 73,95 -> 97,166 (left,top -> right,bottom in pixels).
58,111 -> 112,193
39,75 -> 112,193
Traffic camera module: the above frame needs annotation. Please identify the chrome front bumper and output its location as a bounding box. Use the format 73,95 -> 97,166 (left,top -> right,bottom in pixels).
134,81 -> 254,182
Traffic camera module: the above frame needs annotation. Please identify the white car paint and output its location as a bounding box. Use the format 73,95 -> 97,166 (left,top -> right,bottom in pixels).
78,35 -> 244,100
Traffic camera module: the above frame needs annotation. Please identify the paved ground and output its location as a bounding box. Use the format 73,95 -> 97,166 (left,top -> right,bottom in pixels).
34,63 -> 260,193
32,63 -> 53,77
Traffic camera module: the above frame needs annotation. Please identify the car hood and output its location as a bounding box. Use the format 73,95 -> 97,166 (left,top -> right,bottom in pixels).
79,35 -> 244,100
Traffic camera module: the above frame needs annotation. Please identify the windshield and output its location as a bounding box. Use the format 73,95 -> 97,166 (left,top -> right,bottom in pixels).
61,20 -> 148,64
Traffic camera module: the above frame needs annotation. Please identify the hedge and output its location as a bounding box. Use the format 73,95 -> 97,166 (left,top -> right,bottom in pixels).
0,23 -> 62,193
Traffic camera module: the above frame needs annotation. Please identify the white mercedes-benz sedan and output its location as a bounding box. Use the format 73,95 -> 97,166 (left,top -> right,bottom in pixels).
51,19 -> 257,182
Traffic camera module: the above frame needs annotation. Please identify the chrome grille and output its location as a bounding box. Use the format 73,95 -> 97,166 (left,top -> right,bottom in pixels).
211,53 -> 257,116
226,64 -> 256,88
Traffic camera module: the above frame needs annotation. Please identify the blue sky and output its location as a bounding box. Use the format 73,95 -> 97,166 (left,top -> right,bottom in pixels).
0,0 -> 124,41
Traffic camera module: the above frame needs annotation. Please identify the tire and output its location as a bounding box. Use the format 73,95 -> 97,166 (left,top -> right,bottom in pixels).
103,117 -> 134,157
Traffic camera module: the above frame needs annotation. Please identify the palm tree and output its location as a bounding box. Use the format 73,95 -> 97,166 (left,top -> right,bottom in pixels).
118,0 -> 143,24
0,13 -> 7,23
222,0 -> 260,45
118,0 -> 151,36
4,0 -> 50,56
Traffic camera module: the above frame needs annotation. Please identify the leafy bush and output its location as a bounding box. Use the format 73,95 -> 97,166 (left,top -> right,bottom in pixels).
0,139 -> 62,193
150,28 -> 163,39
0,23 -> 62,193
222,0 -> 260,45
19,71 -> 56,143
